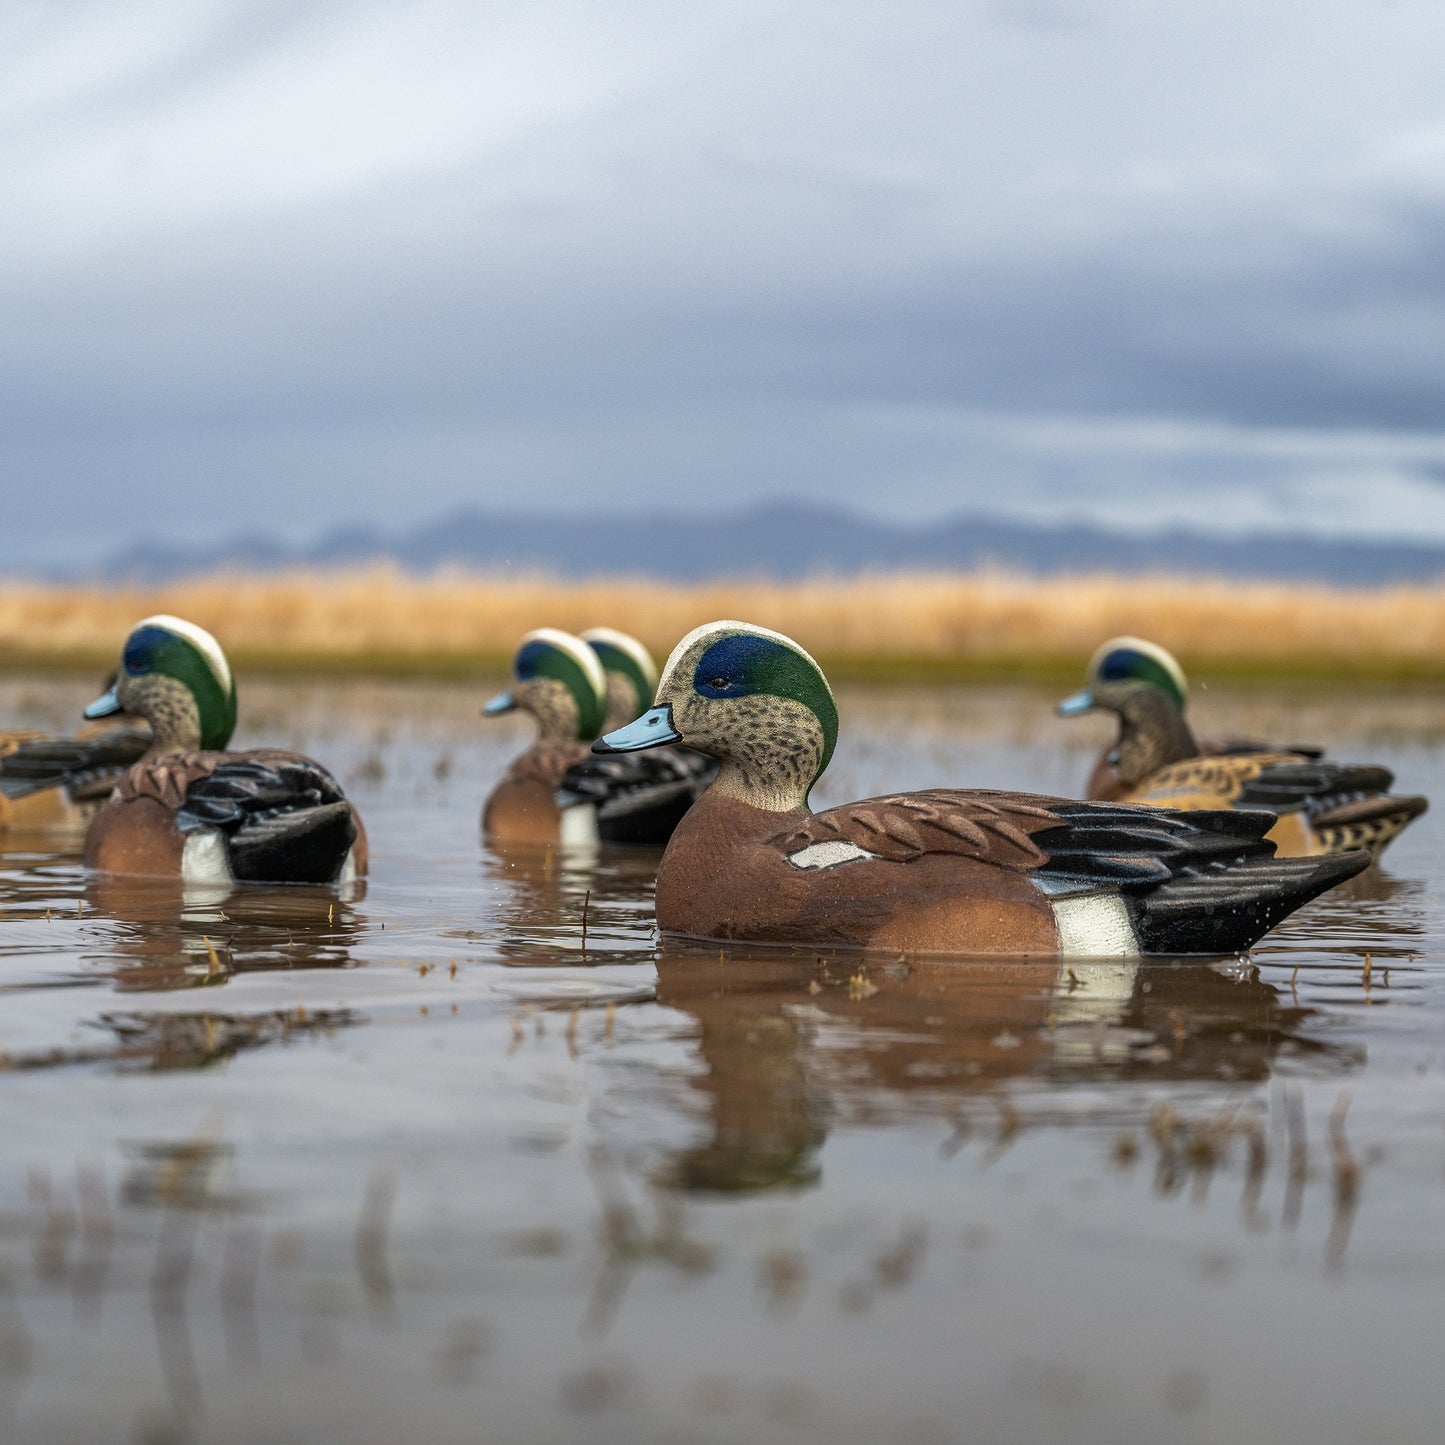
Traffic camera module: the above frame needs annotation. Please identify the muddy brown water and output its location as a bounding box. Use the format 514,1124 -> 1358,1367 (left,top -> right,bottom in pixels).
1,673 -> 1443,1445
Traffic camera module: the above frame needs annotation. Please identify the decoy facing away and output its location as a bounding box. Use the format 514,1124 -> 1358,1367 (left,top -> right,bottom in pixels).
482,629 -> 608,846
593,620 -> 1369,956
82,615 -> 366,884
556,627 -> 718,846
0,676 -> 150,834
1059,636 -> 1426,857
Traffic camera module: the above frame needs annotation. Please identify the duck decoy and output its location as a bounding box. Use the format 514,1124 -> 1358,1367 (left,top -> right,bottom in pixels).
0,674 -> 150,834
1058,636 -> 1426,857
482,629 -> 608,846
82,615 -> 366,883
556,627 -> 717,846
593,620 -> 1368,956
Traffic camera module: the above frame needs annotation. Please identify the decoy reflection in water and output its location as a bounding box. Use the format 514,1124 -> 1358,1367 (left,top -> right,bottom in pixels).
0,673 -> 151,837
595,621 -> 1369,956
481,629 -> 607,847
86,872 -> 366,993
1059,636 -> 1427,857
557,627 -> 717,847
82,616 -> 367,885
653,947 -> 1361,1194
478,841 -> 660,969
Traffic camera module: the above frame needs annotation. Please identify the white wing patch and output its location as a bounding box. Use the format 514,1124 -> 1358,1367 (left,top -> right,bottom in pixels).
787,839 -> 879,871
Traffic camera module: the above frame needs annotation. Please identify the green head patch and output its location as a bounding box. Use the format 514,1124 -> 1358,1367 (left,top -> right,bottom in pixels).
513,630 -> 607,740
582,628 -> 658,711
1088,636 -> 1187,710
692,629 -> 839,778
122,615 -> 237,749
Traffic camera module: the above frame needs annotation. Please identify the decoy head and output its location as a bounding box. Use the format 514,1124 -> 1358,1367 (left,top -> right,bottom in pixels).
86,615 -> 237,753
580,627 -> 659,734
1057,635 -> 1188,719
483,629 -> 607,744
594,620 -> 837,811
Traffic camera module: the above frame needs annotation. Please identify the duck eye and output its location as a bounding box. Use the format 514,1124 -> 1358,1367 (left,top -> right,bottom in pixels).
708,677 -> 731,691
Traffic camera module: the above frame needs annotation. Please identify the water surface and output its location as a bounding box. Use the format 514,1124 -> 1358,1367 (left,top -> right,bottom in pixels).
0,673 -> 1442,1444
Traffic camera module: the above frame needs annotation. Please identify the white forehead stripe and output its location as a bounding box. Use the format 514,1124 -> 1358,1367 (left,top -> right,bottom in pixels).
518,628 -> 607,702
135,614 -> 233,693
580,627 -> 659,694
1087,635 -> 1187,697
657,620 -> 832,702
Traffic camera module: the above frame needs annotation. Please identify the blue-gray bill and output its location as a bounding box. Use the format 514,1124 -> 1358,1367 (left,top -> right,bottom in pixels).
1056,690 -> 1096,717
593,705 -> 682,753
482,691 -> 515,716
84,688 -> 122,720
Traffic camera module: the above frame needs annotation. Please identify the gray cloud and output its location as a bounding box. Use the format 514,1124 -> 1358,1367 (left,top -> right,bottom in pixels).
6,1 -> 1445,566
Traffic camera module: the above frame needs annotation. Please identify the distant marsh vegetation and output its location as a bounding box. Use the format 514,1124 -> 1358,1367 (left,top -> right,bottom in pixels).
2,567 -> 1443,681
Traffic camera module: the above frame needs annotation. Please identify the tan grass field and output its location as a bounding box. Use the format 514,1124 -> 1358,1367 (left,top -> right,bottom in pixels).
1,567 -> 1443,683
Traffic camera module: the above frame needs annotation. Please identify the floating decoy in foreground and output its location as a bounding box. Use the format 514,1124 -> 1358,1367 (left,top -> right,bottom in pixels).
83,616 -> 366,883
0,676 -> 150,834
556,627 -> 717,846
1058,636 -> 1426,857
482,629 -> 607,846
593,621 -> 1369,956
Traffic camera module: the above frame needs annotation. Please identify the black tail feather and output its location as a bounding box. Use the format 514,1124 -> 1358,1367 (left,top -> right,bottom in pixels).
178,755 -> 357,884
228,802 -> 357,884
1129,849 -> 1370,955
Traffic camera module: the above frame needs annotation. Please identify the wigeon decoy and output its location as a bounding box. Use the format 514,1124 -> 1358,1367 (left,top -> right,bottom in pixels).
556,628 -> 716,846
594,621 -> 1368,955
1059,636 -> 1426,857
481,629 -> 607,846
82,616 -> 366,884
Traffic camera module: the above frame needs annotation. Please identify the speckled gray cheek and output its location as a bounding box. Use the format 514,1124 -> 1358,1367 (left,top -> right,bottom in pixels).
1093,681 -> 1198,783
602,674 -> 642,734
672,691 -> 824,811
514,678 -> 580,745
123,674 -> 202,754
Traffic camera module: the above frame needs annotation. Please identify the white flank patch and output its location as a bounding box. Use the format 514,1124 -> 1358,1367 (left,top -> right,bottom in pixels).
1049,893 -> 1137,957
786,839 -> 877,871
181,828 -> 234,885
580,627 -> 658,695
136,614 -> 233,693
560,801 -> 600,849
338,847 -> 363,901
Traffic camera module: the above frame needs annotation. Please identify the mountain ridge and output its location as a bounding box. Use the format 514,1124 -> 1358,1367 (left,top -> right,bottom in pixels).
69,502 -> 1445,586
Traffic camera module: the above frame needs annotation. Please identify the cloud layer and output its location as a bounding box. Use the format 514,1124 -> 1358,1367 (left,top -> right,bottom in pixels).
6,1 -> 1445,566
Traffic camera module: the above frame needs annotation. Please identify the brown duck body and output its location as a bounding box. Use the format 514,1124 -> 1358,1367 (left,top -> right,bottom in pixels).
652,785 -> 1367,957
1085,734 -> 1323,803
86,747 -> 368,881
1074,681 -> 1423,858
483,742 -> 593,846
657,790 -> 1062,952
1115,751 -> 1427,859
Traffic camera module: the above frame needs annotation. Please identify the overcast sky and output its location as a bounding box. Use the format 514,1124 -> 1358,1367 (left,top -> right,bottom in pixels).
6,0 -> 1445,568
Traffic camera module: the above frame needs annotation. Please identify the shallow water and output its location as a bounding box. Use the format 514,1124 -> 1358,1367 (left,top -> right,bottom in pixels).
0,672 -> 1443,1445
